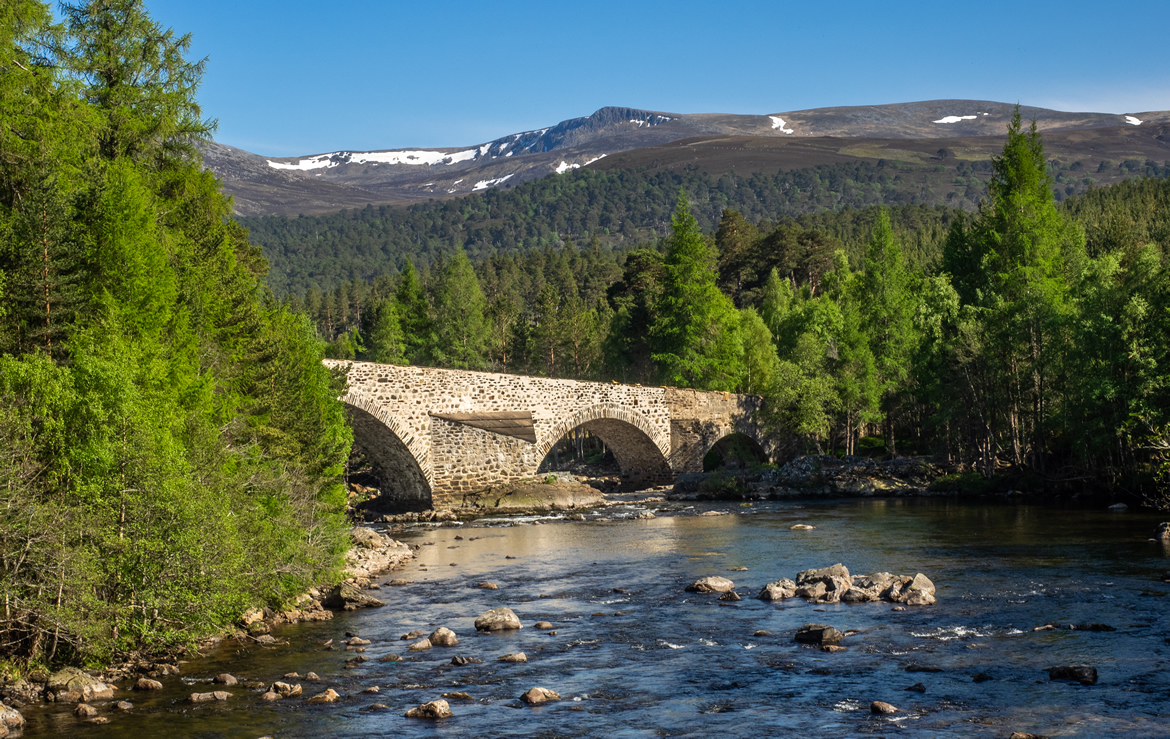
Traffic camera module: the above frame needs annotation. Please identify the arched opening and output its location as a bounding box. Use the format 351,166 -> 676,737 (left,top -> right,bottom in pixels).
344,403 -> 432,512
539,412 -> 673,492
702,433 -> 768,472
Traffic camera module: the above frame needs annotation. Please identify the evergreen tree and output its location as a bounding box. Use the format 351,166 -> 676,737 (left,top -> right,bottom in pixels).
856,209 -> 917,454
428,249 -> 488,369
394,260 -> 430,363
651,192 -> 744,390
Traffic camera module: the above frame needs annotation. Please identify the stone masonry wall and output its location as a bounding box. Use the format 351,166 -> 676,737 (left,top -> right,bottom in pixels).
327,360 -> 765,507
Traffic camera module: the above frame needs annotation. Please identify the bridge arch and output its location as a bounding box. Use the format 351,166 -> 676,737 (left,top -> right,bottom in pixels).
538,403 -> 674,489
342,389 -> 433,508
701,431 -> 769,472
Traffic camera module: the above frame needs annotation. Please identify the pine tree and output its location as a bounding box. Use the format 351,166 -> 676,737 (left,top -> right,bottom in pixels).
428,249 -> 488,369
651,191 -> 744,390
394,261 -> 431,364
856,209 -> 917,454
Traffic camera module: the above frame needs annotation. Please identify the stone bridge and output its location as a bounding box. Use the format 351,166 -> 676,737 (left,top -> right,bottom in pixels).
327,361 -> 767,508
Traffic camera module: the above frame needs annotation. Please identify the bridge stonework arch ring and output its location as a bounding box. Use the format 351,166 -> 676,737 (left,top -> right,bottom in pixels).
342,389 -> 433,508
538,403 -> 674,489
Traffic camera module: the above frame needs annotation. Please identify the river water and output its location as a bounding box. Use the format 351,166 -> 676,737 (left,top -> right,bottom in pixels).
21,498 -> 1170,738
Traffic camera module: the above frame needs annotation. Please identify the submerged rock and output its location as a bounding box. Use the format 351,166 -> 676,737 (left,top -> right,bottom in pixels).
189,691 -> 231,703
1048,665 -> 1097,685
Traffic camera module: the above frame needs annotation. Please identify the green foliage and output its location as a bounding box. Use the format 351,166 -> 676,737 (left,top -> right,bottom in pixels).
428,249 -> 488,369
651,192 -> 744,390
0,0 -> 350,666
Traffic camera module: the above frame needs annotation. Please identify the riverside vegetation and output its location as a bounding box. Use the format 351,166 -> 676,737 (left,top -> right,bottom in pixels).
0,0 -> 353,670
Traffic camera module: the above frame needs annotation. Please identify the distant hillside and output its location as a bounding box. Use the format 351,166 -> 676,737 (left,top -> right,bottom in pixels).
208,100 -> 1170,216
242,151 -> 1170,296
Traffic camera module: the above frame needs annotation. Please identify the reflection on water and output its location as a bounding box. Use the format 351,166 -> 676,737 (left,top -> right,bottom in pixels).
22,499 -> 1170,738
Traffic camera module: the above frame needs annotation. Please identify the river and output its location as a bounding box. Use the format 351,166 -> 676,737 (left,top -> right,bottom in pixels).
20,498 -> 1170,737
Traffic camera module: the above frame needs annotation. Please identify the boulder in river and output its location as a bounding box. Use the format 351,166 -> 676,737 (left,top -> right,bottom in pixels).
1154,522 -> 1170,542
1047,665 -> 1097,685
719,590 -> 741,601
685,576 -> 735,594
871,701 -> 898,714
533,621 -> 554,630
842,572 -> 897,603
757,578 -> 797,601
429,627 -> 458,646
405,699 -> 452,719
73,703 -> 98,718
322,583 -> 385,611
408,638 -> 432,651
451,656 -> 483,666
794,623 -> 843,646
189,691 -> 231,703
47,668 -> 114,703
795,564 -> 853,604
214,674 -> 237,685
474,607 -> 522,631
134,678 -> 163,691
0,704 -> 23,730
306,688 -> 341,705
271,682 -> 302,698
499,652 -> 528,663
1009,734 -> 1052,739
520,687 -> 561,705
891,573 -> 936,606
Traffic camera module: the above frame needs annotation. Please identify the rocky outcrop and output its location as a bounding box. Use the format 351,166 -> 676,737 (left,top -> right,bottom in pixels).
456,481 -> 604,514
890,573 -> 936,605
842,572 -> 897,603
322,583 -> 385,611
795,564 -> 853,604
345,527 -> 414,580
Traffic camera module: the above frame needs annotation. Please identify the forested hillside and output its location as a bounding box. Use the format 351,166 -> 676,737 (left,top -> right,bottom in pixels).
305,117 -> 1170,504
0,1 -> 351,663
244,155 -> 1170,295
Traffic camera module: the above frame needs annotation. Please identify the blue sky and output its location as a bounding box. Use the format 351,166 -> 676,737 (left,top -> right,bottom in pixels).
145,0 -> 1170,157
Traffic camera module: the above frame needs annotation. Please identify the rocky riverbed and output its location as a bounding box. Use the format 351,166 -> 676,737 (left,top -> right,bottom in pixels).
9,499 -> 1170,738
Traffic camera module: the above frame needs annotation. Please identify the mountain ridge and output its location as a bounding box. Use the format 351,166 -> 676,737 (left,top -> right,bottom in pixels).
204,100 -> 1170,216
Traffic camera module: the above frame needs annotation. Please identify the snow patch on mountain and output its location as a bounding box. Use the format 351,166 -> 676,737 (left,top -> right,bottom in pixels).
1124,115 -> 1143,125
267,148 -> 478,171
933,115 -> 979,124
769,116 -> 794,134
472,174 -> 514,191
